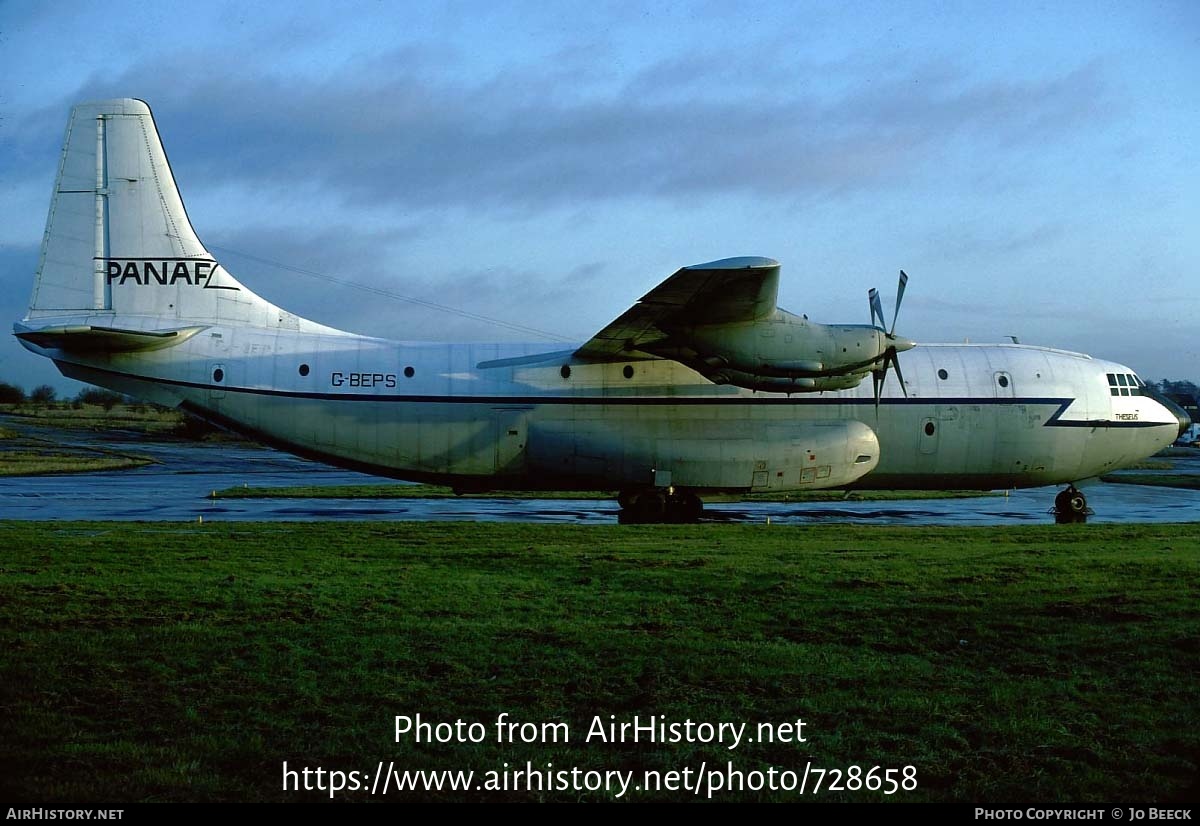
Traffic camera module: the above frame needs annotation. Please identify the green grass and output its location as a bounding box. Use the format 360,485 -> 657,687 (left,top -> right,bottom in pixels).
1123,459 -> 1176,470
0,403 -> 237,441
0,451 -> 152,475
1,522 -> 1197,802
1101,473 -> 1200,490
0,402 -> 184,434
0,418 -> 156,476
214,483 -> 995,501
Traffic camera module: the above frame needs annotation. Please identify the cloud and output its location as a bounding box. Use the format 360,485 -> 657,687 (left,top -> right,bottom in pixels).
204,222 -> 591,343
921,222 -> 1068,263
9,46 -> 1117,216
0,242 -> 89,393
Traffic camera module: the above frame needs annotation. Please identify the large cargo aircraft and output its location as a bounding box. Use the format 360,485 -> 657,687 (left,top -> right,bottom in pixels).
14,100 -> 1189,521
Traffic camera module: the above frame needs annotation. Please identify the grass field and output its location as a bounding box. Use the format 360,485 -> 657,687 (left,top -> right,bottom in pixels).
0,420 -> 154,476
1102,473 -> 1200,491
0,403 -> 185,435
1,521 -> 1196,802
0,403 -> 234,441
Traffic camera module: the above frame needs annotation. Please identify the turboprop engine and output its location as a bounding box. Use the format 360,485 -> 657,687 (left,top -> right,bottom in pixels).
650,271 -> 915,399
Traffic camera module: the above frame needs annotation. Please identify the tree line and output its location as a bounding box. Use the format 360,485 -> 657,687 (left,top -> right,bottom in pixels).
1153,379 -> 1199,399
0,382 -> 130,410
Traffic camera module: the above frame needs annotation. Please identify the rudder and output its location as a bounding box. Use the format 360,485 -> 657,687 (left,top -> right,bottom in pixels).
26,99 -> 269,326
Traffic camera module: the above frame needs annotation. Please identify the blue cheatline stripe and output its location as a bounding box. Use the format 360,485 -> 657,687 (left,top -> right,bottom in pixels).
71,362 -> 1172,428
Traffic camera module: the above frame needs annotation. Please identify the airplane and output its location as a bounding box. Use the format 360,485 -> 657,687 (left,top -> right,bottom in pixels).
13,99 -> 1190,522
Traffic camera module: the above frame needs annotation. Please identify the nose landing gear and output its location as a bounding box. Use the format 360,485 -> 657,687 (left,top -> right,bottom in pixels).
1052,484 -> 1091,524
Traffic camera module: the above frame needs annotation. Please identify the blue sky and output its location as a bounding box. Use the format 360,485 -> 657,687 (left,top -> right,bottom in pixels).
1,1 -> 1197,393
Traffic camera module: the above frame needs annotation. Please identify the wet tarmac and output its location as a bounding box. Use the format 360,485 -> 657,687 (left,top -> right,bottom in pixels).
3,421 -> 1199,525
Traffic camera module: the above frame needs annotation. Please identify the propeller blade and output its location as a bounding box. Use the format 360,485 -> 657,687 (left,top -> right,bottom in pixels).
890,270 -> 908,336
872,368 -> 884,411
890,349 -> 908,397
869,288 -> 884,330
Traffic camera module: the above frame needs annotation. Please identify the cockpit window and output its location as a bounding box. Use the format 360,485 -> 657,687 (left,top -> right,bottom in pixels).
1108,372 -> 1143,397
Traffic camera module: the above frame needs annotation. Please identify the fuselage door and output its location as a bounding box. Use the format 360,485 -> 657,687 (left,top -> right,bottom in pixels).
493,408 -> 529,475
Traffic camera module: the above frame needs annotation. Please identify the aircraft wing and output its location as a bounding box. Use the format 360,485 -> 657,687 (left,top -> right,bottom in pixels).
575,256 -> 780,359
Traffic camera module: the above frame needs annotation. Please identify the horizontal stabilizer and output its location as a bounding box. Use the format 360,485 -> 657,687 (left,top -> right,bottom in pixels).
14,323 -> 207,353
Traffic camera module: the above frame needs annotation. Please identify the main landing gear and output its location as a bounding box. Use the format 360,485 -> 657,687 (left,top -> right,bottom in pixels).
1052,483 -> 1091,524
617,488 -> 704,524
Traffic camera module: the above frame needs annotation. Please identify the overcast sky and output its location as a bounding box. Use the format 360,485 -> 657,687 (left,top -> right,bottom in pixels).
1,1 -> 1197,393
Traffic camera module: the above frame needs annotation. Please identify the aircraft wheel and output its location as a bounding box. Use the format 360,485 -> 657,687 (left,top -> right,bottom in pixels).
636,491 -> 667,521
659,491 -> 703,523
1054,485 -> 1087,514
618,489 -> 698,523
670,492 -> 703,522
1053,484 -> 1088,523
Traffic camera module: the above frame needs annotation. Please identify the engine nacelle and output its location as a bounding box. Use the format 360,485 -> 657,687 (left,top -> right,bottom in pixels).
708,369 -> 867,394
654,309 -> 903,393
528,418 -> 880,492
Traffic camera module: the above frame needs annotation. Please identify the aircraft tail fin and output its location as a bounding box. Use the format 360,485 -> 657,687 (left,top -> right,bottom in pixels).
24,99 -> 310,331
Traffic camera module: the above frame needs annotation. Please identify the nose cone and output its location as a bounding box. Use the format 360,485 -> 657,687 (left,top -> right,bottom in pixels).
1170,401 -> 1192,440
846,420 -> 881,481
1143,387 -> 1192,439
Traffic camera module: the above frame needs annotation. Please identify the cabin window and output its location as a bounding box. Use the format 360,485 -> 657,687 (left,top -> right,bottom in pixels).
924,422 -> 936,436
623,365 -> 634,379
997,375 -> 1009,388
404,366 -> 415,378
212,368 -> 224,383
560,365 -> 572,379
298,364 -> 310,376
937,369 -> 948,380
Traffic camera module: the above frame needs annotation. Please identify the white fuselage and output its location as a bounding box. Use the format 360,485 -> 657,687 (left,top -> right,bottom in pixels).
47,321 -> 1181,492
17,99 -> 1185,498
